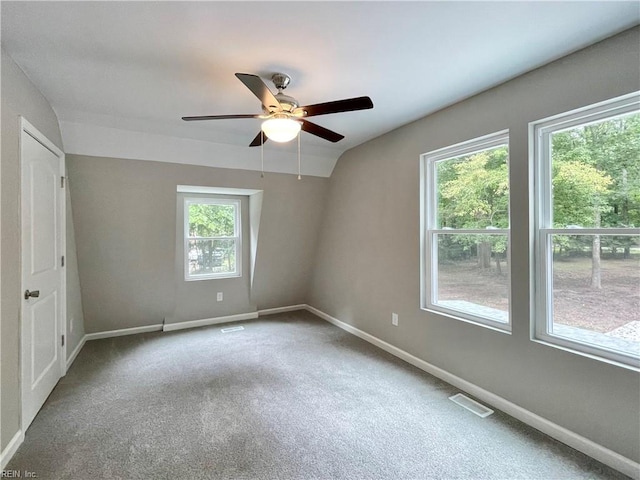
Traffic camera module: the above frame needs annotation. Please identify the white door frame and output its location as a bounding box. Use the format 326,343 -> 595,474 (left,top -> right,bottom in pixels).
19,116 -> 67,433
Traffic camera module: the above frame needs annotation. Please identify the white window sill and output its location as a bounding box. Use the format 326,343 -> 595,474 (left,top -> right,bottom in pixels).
423,303 -> 512,334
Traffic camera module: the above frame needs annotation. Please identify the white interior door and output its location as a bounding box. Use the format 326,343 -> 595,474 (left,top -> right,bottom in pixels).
20,118 -> 66,431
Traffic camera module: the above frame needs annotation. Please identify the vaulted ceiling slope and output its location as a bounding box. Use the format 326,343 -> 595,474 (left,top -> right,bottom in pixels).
2,2 -> 638,176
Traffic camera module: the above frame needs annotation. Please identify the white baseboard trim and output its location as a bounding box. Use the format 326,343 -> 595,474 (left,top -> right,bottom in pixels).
81,304 -> 306,340
305,304 -> 640,480
162,312 -> 258,332
1,429 -> 24,469
66,335 -> 87,370
85,324 -> 163,341
258,304 -> 307,316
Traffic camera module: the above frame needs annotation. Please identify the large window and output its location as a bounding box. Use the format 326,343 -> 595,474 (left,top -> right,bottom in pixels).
421,131 -> 510,331
184,197 -> 241,280
533,93 -> 640,368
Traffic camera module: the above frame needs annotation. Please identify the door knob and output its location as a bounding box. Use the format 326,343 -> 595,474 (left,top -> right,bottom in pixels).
24,289 -> 40,300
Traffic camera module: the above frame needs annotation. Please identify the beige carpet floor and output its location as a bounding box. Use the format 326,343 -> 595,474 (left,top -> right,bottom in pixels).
7,310 -> 629,479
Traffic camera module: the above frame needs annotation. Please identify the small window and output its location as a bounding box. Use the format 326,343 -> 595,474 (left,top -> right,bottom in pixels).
421,131 -> 511,331
532,92 -> 640,368
184,197 -> 241,280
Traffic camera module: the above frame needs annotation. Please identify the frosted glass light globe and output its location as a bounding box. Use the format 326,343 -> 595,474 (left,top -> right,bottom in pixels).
261,117 -> 301,143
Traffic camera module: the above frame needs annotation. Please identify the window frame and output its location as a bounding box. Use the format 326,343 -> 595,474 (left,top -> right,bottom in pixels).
531,92 -> 640,369
183,196 -> 242,281
420,130 -> 511,332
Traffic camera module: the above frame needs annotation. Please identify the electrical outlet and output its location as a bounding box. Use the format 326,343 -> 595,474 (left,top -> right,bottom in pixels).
392,313 -> 398,326
217,292 -> 223,302
70,317 -> 74,332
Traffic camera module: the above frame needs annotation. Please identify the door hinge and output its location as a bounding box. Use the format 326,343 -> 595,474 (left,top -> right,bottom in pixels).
61,335 -> 65,347
61,255 -> 65,267
61,176 -> 65,188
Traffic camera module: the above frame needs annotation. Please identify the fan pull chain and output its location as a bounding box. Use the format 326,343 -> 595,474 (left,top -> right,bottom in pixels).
260,134 -> 264,178
297,132 -> 301,180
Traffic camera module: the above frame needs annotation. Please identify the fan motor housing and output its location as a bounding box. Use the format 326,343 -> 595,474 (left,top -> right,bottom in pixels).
273,93 -> 298,113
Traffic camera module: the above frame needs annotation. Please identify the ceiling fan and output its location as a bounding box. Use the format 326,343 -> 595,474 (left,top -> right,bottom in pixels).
182,73 -> 374,147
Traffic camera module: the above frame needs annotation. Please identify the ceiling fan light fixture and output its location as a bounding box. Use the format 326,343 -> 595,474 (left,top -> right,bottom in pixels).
261,117 -> 301,143
182,72 -> 373,147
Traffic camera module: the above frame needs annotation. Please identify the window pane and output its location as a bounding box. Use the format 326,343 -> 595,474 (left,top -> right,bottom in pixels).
551,112 -> 640,229
436,145 -> 509,229
550,234 -> 640,357
188,203 -> 236,237
188,239 -> 236,276
435,233 -> 509,323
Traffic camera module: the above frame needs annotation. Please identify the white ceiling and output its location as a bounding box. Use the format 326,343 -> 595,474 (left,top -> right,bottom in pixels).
2,1 -> 639,175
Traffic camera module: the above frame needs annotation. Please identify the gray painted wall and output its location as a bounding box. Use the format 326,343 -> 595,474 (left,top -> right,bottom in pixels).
308,27 -> 640,462
1,49 -> 84,451
66,155 -> 328,333
65,182 -> 86,352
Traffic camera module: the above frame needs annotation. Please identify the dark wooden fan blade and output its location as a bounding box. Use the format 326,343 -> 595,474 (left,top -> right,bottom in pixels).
300,119 -> 344,143
182,114 -> 261,121
235,73 -> 282,112
249,131 -> 268,147
296,96 -> 373,117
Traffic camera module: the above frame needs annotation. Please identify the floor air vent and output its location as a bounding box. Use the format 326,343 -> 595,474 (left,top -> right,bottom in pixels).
449,393 -> 494,418
221,326 -> 245,333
